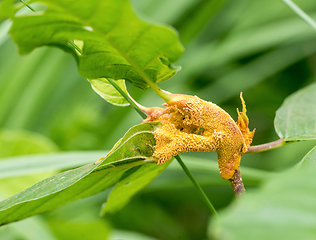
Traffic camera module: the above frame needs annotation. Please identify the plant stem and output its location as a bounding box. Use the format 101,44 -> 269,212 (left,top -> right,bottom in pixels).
68,40 -> 82,54
175,155 -> 218,216
20,0 -> 35,12
106,78 -> 148,119
283,0 -> 316,31
148,83 -> 173,103
246,139 -> 288,153
229,167 -> 245,197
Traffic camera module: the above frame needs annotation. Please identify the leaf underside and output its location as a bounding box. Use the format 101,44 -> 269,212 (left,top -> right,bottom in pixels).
88,78 -> 130,106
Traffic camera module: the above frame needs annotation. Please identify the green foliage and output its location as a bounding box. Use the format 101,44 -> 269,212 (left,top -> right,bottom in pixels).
0,129 -> 58,158
1,0 -> 316,239
88,78 -> 130,106
48,219 -> 111,240
275,82 -> 316,141
101,161 -> 171,215
0,0 -> 16,21
296,145 -> 316,167
0,122 -> 163,226
0,151 -> 106,180
0,163 -> 97,225
0,128 -> 61,240
9,0 -> 184,89
209,165 -> 316,240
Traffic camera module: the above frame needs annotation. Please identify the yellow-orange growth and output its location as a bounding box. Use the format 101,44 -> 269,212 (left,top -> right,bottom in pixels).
144,93 -> 255,180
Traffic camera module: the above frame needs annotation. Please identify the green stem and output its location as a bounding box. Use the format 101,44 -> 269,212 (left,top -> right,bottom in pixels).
68,40 -> 82,54
175,155 -> 218,216
20,0 -> 35,12
148,83 -> 173,103
283,0 -> 316,31
106,78 -> 148,119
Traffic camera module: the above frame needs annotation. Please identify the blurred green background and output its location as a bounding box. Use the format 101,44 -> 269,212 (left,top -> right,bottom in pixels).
0,0 -> 316,239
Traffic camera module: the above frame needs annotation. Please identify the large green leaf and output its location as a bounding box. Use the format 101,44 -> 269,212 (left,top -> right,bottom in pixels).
0,122 -> 163,226
209,165 -> 316,240
274,82 -> 316,141
9,0 -> 184,89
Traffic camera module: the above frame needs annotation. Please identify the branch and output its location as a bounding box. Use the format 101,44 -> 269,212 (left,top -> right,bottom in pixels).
246,139 -> 289,154
229,167 -> 245,197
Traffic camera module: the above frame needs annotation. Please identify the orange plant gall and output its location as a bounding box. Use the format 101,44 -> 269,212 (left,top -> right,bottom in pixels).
143,93 -> 255,180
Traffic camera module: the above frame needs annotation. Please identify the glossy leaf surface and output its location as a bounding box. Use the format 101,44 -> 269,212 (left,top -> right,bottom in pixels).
9,0 -> 184,89
275,82 -> 316,141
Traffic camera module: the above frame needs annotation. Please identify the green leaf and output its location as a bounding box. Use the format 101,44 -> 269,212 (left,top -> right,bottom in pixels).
0,129 -> 58,158
100,160 -> 171,215
0,122 -> 163,225
0,151 -> 107,179
274,82 -> 316,141
9,0 -> 184,89
96,121 -> 160,169
296,145 -> 316,168
88,78 -> 129,106
0,0 -> 16,21
176,0 -> 227,45
3,217 -> 58,240
0,129 -> 58,198
209,165 -> 316,240
48,219 -> 111,240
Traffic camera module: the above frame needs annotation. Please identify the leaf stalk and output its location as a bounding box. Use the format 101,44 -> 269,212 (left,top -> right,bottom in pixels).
20,0 -> 35,12
106,79 -> 148,119
246,139 -> 289,154
175,155 -> 218,216
147,83 -> 173,103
